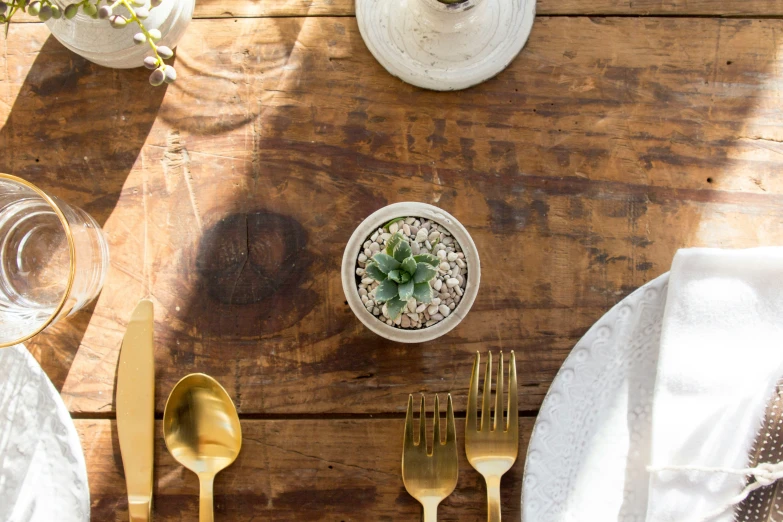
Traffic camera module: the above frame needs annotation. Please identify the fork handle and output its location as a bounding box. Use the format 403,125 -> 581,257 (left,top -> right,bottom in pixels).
485,475 -> 502,522
421,498 -> 440,522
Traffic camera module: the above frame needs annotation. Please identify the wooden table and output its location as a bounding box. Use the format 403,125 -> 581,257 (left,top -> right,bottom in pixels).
4,0 -> 783,519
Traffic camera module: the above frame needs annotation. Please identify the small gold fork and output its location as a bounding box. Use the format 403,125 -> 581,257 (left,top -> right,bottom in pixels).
402,394 -> 459,522
465,352 -> 519,522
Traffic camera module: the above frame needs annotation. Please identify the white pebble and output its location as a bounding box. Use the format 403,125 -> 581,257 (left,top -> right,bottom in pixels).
447,252 -> 458,262
401,315 -> 411,328
380,232 -> 392,242
394,314 -> 402,325
403,224 -> 411,236
358,253 -> 368,263
441,236 -> 453,245
449,303 -> 456,310
361,277 -> 375,285
455,296 -> 461,303
405,217 -> 415,225
425,320 -> 437,327
369,243 -> 381,253
416,229 -> 428,242
425,240 -> 432,250
389,222 -> 399,234
428,231 -> 440,242
363,240 -> 371,249
407,299 -> 417,313
431,313 -> 444,321
413,219 -> 421,227
415,304 -> 427,313
457,274 -> 464,285
356,268 -> 365,276
427,305 -> 439,315
411,243 -> 421,255
387,319 -> 393,325
373,307 -> 380,315
457,252 -> 464,258
407,313 -> 419,321
439,262 -> 450,272
431,297 -> 441,306
367,300 -> 375,308
410,226 -> 419,236
455,286 -> 464,296
371,232 -> 379,242
359,288 -> 368,296
361,295 -> 369,304
452,266 -> 460,278
433,279 -> 443,291
446,278 -> 459,288
456,259 -> 466,268
364,248 -> 372,258
382,304 -> 389,318
439,304 -> 450,317
437,250 -> 447,260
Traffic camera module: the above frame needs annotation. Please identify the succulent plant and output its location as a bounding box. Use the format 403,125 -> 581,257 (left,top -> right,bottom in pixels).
364,232 -> 440,320
0,0 -> 177,86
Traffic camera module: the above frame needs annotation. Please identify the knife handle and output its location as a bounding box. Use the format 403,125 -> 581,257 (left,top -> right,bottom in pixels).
129,499 -> 151,522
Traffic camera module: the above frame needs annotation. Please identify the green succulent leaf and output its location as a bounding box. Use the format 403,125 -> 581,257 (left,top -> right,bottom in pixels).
373,253 -> 400,274
413,254 -> 439,267
401,257 -> 417,276
387,270 -> 403,283
365,262 -> 387,282
413,282 -> 433,303
385,232 -> 405,256
374,279 -> 399,303
400,272 -> 411,283
398,280 -> 414,301
393,240 -> 412,263
413,262 -> 438,284
386,297 -> 407,320
383,217 -> 404,231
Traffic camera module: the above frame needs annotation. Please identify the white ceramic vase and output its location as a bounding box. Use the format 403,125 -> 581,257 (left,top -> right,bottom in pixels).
356,0 -> 536,91
45,0 -> 194,68
341,202 -> 481,343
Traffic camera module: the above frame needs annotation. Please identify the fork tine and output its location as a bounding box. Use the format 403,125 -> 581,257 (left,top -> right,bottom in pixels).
433,394 -> 441,446
508,351 -> 518,431
467,352 -> 480,432
419,394 -> 427,451
446,394 -> 456,444
494,351 -> 504,431
404,394 -> 415,451
481,352 -> 493,432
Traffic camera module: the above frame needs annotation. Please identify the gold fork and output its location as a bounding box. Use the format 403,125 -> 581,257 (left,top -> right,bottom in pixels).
466,352 -> 519,522
402,394 -> 459,522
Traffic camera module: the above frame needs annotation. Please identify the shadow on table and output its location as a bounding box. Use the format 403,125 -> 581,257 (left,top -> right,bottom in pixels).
0,35 -> 168,391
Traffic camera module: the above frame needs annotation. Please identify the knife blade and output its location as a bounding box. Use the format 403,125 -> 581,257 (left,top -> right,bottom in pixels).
117,299 -> 155,521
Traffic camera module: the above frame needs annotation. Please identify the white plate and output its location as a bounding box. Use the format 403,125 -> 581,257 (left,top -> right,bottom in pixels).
523,273 -> 669,521
0,345 -> 90,522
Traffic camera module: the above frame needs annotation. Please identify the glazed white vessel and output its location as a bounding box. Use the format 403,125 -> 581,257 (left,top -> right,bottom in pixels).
356,0 -> 536,91
45,0 -> 194,68
341,202 -> 481,343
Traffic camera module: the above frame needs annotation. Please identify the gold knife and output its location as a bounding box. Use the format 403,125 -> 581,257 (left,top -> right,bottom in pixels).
117,299 -> 155,521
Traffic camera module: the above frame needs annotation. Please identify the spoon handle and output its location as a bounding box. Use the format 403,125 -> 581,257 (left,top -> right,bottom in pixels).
199,474 -> 215,522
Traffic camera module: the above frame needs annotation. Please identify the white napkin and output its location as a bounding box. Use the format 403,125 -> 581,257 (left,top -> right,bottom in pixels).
646,247 -> 783,522
0,345 -> 90,522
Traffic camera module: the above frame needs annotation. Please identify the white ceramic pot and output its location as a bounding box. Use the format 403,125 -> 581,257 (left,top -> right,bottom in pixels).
341,202 -> 481,343
45,0 -> 194,68
356,0 -> 536,91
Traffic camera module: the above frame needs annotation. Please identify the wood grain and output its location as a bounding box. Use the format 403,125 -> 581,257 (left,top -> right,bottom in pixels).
78,417 -> 533,521
4,15 -> 783,415
188,1 -> 783,19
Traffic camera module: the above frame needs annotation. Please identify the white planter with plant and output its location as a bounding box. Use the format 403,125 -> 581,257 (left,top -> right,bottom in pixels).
342,202 -> 480,343
1,0 -> 193,85
356,0 -> 536,91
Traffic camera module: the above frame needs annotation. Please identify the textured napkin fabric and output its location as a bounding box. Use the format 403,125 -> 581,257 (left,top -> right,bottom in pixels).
0,345 -> 89,522
646,248 -> 783,522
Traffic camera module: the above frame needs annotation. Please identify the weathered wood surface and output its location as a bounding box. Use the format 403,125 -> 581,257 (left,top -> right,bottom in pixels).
191,0 -> 783,19
79,417 -> 533,521
3,16 -> 783,416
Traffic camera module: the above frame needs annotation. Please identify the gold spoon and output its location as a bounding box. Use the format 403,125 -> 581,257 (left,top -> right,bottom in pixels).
163,373 -> 242,522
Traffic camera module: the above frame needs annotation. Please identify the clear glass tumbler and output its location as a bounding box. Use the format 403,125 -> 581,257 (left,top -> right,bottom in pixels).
0,174 -> 110,348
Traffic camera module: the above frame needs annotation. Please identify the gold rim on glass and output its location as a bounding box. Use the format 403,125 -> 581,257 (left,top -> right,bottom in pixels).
0,173 -> 77,348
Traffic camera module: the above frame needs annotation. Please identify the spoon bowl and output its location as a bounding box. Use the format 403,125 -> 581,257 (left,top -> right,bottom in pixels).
163,373 -> 241,522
